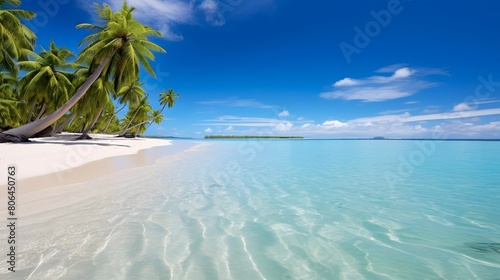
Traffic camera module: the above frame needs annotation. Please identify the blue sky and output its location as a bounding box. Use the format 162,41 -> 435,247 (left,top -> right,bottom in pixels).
20,0 -> 500,138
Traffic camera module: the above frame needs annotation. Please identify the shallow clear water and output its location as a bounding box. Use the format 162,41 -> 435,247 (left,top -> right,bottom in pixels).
3,140 -> 500,279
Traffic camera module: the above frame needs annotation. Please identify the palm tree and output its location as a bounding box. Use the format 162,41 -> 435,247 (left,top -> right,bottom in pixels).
158,88 -> 179,114
131,88 -> 179,134
18,41 -> 76,123
102,79 -> 144,133
128,109 -> 163,134
52,110 -> 77,134
118,94 -> 151,135
0,0 -> 36,76
132,88 -> 179,133
135,110 -> 165,133
77,77 -> 114,139
0,1 -> 165,142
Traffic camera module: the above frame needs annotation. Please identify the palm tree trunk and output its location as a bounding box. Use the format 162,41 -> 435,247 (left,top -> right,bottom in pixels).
146,120 -> 154,130
118,119 -> 152,133
144,103 -> 166,131
159,103 -> 167,115
0,49 -> 117,142
78,104 -> 106,140
35,103 -> 47,120
102,103 -> 126,133
27,103 -> 35,123
119,106 -> 141,135
52,112 -> 77,135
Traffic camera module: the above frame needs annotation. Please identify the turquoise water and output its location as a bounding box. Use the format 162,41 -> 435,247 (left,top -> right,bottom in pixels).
4,140 -> 500,279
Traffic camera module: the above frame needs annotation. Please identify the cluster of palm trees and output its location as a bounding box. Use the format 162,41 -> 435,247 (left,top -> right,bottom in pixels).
0,0 -> 178,142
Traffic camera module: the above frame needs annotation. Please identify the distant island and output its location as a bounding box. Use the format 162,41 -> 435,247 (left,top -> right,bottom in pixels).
205,135 -> 304,139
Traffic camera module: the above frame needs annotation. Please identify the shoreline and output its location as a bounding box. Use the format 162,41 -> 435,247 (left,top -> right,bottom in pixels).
0,133 -> 173,181
0,134 -> 207,218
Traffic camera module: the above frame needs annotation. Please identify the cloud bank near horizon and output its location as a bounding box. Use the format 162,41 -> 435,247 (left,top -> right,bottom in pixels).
321,66 -> 447,102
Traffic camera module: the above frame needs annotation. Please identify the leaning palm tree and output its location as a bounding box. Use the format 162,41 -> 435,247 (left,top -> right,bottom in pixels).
0,1 -> 165,142
158,88 -> 179,114
77,77 -> 114,139
18,41 -> 76,123
102,79 -> 145,133
130,88 -> 178,133
129,109 -> 164,133
0,0 -> 36,76
52,110 -> 77,134
118,94 -> 151,135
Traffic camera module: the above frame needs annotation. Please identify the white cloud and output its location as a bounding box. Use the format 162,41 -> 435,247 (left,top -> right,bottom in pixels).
199,0 -> 217,12
347,109 -> 500,124
199,0 -> 225,26
403,108 -> 500,123
334,78 -> 359,87
204,128 -> 213,133
392,67 -> 413,78
278,110 -> 290,117
198,115 -> 313,130
453,102 -> 473,112
468,121 -> 500,133
379,108 -> 415,115
195,107 -> 500,138
275,122 -> 293,132
297,109 -> 500,138
99,0 -> 193,41
414,125 -> 426,131
321,66 -> 442,102
82,0 -> 273,41
473,99 -> 500,105
375,64 -> 409,73
377,65 -> 448,76
320,120 -> 348,129
321,84 -> 432,102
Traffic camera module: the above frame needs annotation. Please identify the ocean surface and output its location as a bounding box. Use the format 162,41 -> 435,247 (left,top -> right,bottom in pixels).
3,140 -> 500,279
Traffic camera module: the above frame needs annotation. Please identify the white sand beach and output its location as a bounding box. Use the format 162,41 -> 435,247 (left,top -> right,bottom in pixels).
0,133 -> 172,181
0,133 -> 176,218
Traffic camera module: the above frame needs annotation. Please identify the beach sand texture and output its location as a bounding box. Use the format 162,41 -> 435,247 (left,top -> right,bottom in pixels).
0,134 -> 176,218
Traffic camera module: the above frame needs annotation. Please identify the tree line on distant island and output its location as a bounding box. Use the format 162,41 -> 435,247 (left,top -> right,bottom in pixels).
0,0 -> 178,142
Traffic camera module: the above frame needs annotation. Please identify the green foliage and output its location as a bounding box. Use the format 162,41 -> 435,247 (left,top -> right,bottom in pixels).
121,94 -> 152,134
76,1 -> 165,92
18,41 -> 76,122
0,0 -> 36,76
0,72 -> 21,129
159,88 -> 179,111
0,1 -> 175,137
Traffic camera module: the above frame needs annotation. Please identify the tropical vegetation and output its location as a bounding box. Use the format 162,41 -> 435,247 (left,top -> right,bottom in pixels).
0,0 -> 178,142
